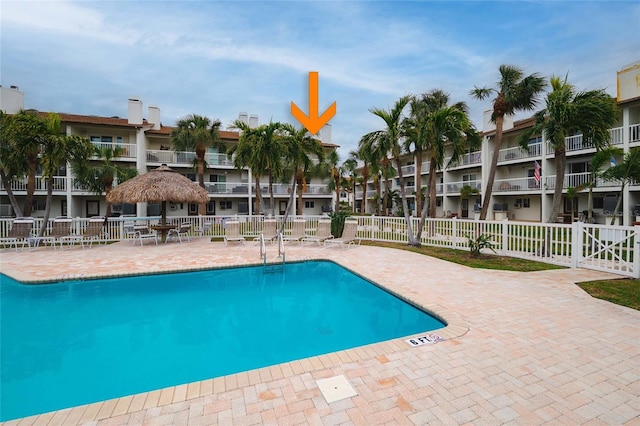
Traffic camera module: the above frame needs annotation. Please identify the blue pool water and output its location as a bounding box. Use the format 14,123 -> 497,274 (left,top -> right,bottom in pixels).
0,261 -> 444,421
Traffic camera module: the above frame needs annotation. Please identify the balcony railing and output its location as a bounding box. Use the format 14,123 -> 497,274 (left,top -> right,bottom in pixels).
494,177 -> 540,192
146,150 -> 234,167
445,180 -> 481,194
92,142 -> 137,160
7,176 -> 68,192
631,124 -> 640,144
446,151 -> 482,168
400,164 -> 415,175
498,143 -> 541,163
544,173 -> 620,190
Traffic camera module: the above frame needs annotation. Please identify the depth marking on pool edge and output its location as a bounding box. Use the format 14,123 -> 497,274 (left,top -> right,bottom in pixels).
405,333 -> 444,347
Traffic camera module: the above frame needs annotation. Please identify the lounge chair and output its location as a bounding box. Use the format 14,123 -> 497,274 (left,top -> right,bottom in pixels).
301,219 -> 334,246
324,220 -> 360,249
224,221 -> 246,246
166,223 -> 192,243
282,219 -> 306,245
40,217 -> 73,249
254,218 -> 278,244
62,216 -> 107,249
0,217 -> 34,251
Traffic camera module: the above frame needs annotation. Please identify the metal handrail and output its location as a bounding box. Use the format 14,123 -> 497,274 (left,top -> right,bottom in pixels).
260,233 -> 266,266
277,231 -> 285,264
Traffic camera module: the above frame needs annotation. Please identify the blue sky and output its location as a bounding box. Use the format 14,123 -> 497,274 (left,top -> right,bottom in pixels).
1,1 -> 638,156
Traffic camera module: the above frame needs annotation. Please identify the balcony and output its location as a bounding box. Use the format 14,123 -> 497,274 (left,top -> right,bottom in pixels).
146,150 -> 234,167
92,142 -> 137,160
493,177 -> 540,192
446,151 -> 482,168
498,143 -> 541,163
631,123 -> 640,144
445,180 -> 481,195
8,176 -> 68,193
544,172 -> 619,190
400,164 -> 415,175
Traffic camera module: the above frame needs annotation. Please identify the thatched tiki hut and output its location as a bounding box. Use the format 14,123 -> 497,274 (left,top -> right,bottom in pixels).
106,165 -> 209,227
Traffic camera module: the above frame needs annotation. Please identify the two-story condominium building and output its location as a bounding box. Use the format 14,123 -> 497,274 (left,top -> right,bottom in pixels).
355,62 -> 640,225
0,91 -> 338,219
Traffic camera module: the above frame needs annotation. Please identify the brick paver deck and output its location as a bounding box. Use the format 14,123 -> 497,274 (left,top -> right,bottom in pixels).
1,239 -> 638,425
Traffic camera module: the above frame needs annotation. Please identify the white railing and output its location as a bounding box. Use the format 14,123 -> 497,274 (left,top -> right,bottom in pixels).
146,151 -> 235,167
545,173 -> 620,190
498,143 -> 541,163
92,142 -> 137,159
7,176 -> 68,192
493,177 -> 539,192
446,151 -> 482,168
400,164 -> 415,175
631,123 -> 640,144
445,180 -> 481,194
2,215 -> 637,277
610,126 -> 624,145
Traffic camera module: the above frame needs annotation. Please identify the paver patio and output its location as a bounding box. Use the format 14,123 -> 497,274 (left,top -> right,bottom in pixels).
1,239 -> 638,425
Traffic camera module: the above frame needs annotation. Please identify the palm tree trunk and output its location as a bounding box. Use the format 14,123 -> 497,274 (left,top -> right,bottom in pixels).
280,175 -> 297,234
394,156 -> 417,246
374,175 -> 381,215
38,178 -> 55,237
197,154 -> 206,215
23,157 -> 37,217
548,148 -> 566,223
611,185 -> 625,225
415,151 -> 423,217
268,171 -> 276,216
428,157 -> 437,217
0,169 -> 23,217
361,165 -> 369,214
254,175 -> 266,214
480,114 -> 504,220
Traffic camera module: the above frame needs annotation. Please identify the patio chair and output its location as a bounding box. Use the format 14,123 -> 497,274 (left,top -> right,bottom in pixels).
254,218 -> 278,244
0,217 -> 34,252
324,220 -> 360,249
136,226 -> 158,246
40,217 -> 73,250
60,217 -> 106,249
282,219 -> 306,245
166,222 -> 192,243
224,221 -> 245,246
301,219 -> 334,246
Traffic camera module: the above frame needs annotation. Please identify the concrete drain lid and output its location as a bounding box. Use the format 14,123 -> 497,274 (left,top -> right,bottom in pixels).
316,374 -> 358,403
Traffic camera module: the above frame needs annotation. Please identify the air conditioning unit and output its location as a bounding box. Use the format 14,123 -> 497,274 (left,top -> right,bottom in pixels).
514,203 -> 521,209
169,203 -> 178,210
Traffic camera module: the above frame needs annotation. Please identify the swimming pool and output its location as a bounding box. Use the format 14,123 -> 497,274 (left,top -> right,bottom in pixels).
0,260 -> 445,421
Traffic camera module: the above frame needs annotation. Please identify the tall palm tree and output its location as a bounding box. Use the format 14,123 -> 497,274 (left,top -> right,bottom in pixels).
0,111 -> 26,217
601,148 -> 640,224
2,110 -> 47,216
170,114 -> 223,214
73,145 -> 138,218
361,95 -> 417,242
279,123 -> 324,224
324,150 -> 342,213
517,75 -> 618,222
37,113 -> 93,234
353,144 -> 373,214
342,152 -> 359,212
471,64 -> 546,220
229,121 -> 285,216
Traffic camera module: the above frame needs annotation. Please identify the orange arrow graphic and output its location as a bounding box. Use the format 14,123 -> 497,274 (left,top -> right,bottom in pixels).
291,71 -> 336,135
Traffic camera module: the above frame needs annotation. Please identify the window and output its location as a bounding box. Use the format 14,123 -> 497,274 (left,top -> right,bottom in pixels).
219,200 -> 232,210
207,202 -> 216,214
304,201 -> 315,209
86,200 -> 100,216
61,200 -> 67,217
188,203 -> 198,215
523,198 -> 530,208
185,173 -> 196,182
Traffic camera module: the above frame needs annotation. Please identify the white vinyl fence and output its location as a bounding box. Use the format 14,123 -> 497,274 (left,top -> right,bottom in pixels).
1,215 -> 638,278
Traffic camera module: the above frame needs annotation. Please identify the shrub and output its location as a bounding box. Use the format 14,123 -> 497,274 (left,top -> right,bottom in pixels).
467,233 -> 496,257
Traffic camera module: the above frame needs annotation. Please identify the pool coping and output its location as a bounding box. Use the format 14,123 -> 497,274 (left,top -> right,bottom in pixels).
0,249 -> 468,424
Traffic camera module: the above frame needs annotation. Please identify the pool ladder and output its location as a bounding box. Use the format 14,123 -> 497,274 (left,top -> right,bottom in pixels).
260,232 -> 285,273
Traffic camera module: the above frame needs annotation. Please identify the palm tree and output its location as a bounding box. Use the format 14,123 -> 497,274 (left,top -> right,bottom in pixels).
324,150 -> 342,213
170,114 -> 223,214
73,145 -> 138,217
2,110 -> 47,216
229,121 -> 285,216
583,147 -> 621,222
354,144 -> 373,214
471,65 -> 546,220
279,123 -> 324,225
0,111 -> 26,217
37,113 -> 93,235
342,153 -> 359,212
601,148 -> 640,224
517,75 -> 618,222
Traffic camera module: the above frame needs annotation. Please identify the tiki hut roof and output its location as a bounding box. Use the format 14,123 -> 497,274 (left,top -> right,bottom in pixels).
106,165 -> 209,205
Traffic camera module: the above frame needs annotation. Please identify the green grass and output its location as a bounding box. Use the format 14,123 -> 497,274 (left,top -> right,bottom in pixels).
360,240 -> 639,311
577,279 -> 640,311
360,240 -> 562,272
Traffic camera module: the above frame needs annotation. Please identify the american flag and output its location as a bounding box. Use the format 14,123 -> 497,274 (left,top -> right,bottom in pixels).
534,161 -> 541,183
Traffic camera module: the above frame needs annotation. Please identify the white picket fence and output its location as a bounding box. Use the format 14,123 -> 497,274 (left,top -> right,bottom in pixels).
2,215 -> 638,278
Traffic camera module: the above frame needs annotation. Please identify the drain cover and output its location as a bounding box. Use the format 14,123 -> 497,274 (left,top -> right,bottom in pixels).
316,374 -> 358,403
